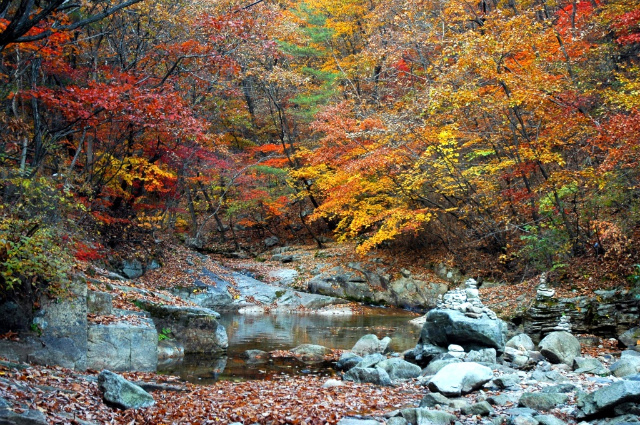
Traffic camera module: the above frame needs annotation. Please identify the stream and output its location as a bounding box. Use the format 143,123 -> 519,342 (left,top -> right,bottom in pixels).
158,307 -> 421,384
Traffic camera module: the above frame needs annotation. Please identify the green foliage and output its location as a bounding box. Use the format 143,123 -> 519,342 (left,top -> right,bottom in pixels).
30,322 -> 42,336
158,327 -> 171,341
519,224 -> 571,272
0,175 -> 76,293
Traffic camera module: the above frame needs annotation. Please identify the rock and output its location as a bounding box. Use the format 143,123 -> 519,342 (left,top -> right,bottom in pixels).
573,357 -> 609,375
157,339 -> 184,362
0,301 -> 31,333
98,370 -> 154,409
408,343 -> 448,367
121,260 -> 144,279
541,384 -> 576,393
398,408 -> 456,425
87,291 -> 113,315
534,415 -> 567,425
385,418 -> 408,425
465,348 -> 497,364
538,332 -> 581,366
0,396 -> 48,425
618,327 -> 640,348
507,334 -> 536,351
422,357 -> 461,375
263,236 -> 280,247
448,344 -> 465,358
509,416 -> 540,425
418,309 -> 506,354
428,362 -> 493,396
136,301 -> 228,353
267,269 -> 299,286
351,334 -> 391,356
272,254 -> 295,263
487,394 -> 519,406
291,344 -> 331,362
337,419 -> 383,425
493,373 -> 521,389
518,393 -> 568,411
87,320 -> 158,372
322,379 -> 344,388
577,380 -> 640,419
531,369 -> 568,383
343,367 -> 392,386
419,392 -> 451,408
242,349 -> 268,363
461,401 -> 493,416
609,355 -> 640,378
356,353 -> 386,369
375,358 -> 421,381
337,352 -> 363,371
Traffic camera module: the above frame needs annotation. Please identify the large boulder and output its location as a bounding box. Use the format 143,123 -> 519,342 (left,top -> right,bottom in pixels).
618,327 -> 640,349
375,358 -> 421,381
418,309 -> 506,355
98,370 -> 155,409
577,380 -> 640,419
609,354 -> 640,378
343,367 -> 392,386
87,320 -> 158,372
427,362 -> 493,396
336,352 -> 363,371
136,301 -> 228,353
538,331 -> 581,366
506,334 -> 535,352
351,334 -> 391,356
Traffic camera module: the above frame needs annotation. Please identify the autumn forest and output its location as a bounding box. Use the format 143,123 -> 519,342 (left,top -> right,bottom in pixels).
2,0 -> 640,292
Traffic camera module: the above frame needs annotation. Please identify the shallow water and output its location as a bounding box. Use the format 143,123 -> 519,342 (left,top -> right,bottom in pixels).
159,308 -> 421,384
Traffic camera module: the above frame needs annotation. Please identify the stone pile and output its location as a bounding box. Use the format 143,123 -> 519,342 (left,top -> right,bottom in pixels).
436,279 -> 497,320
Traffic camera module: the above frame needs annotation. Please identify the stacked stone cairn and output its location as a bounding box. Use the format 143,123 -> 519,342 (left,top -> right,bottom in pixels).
436,278 -> 497,320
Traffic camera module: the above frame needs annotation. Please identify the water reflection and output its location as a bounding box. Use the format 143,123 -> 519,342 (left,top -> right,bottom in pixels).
158,308 -> 420,384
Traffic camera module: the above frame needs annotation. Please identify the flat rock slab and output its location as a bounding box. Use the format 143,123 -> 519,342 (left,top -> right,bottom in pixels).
428,362 -> 493,397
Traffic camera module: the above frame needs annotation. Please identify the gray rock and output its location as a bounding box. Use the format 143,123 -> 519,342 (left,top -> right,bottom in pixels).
534,415 -> 567,425
409,343 -> 448,367
531,369 -> 568,383
487,394 -> 519,406
136,301 -> 227,354
263,236 -> 279,247
573,357 -> 609,375
242,349 -> 268,363
87,291 -> 113,315
385,418 -> 408,425
423,358 -> 461,375
509,416 -> 539,425
541,384 -> 576,393
494,373 -> 521,389
356,353 -> 386,369
518,393 -> 568,411
336,419 -> 383,425
507,334 -> 536,351
418,309 -> 506,354
461,401 -> 493,416
87,321 -> 158,372
376,358 -> 421,381
618,327 -> 640,348
337,352 -> 363,371
0,396 -> 48,424
0,301 -> 30,333
157,339 -> 184,362
291,344 -> 331,362
351,334 -> 391,356
398,408 -> 456,425
538,332 -> 581,366
465,348 -> 497,364
343,367 -> 392,386
419,392 -> 451,408
610,356 -> 640,378
121,260 -> 144,279
577,380 -> 640,419
98,370 -> 154,409
322,379 -> 344,388
428,362 -> 493,396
